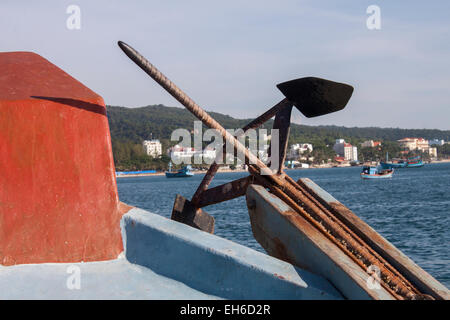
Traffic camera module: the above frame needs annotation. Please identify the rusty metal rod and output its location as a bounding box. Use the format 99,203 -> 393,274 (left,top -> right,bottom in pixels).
191,163 -> 220,205
282,174 -> 419,294
118,41 -> 420,299
118,41 -> 270,175
247,166 -> 408,300
191,98 -> 291,204
249,166 -> 419,299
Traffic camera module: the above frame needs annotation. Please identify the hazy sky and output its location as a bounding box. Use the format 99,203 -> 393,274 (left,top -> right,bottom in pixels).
2,1 -> 449,129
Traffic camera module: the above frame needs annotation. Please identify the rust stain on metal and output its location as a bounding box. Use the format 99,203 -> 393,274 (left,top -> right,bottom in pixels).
270,237 -> 294,265
273,273 -> 286,280
297,178 -> 449,300
249,166 -> 420,300
328,201 -> 449,300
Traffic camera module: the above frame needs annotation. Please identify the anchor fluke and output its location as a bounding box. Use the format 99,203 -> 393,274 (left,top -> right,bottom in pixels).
277,77 -> 354,118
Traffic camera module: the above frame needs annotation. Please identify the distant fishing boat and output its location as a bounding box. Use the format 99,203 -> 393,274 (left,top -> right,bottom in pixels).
405,156 -> 424,168
360,166 -> 394,179
380,152 -> 406,169
380,160 -> 407,169
165,163 -> 194,178
380,153 -> 424,169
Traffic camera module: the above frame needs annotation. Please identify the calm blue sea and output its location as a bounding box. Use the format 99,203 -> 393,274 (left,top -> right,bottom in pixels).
117,162 -> 450,288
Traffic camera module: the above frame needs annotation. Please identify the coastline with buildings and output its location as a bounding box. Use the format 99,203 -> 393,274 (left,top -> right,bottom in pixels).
116,134 -> 450,177
116,158 -> 450,178
107,104 -> 450,173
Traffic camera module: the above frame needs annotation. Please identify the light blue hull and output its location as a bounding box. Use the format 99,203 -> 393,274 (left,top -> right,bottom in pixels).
165,171 -> 194,178
360,172 -> 393,179
0,207 -> 343,300
406,161 -> 424,168
381,160 -> 424,169
165,166 -> 194,178
380,162 -> 406,169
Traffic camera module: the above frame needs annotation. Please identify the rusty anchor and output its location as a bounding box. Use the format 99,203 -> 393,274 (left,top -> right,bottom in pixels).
118,41 -> 353,232
118,41 -> 446,300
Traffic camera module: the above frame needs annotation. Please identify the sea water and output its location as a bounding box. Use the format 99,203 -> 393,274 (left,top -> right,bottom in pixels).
117,162 -> 450,288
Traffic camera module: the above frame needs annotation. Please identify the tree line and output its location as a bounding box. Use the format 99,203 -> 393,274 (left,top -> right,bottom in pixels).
107,105 -> 450,170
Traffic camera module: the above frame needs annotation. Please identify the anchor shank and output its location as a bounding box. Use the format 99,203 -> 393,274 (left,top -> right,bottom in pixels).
191,98 -> 292,204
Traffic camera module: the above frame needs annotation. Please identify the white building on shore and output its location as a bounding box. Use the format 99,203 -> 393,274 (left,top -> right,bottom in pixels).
397,138 -> 445,158
142,139 -> 162,157
333,139 -> 358,162
397,137 -> 428,151
397,137 -> 437,157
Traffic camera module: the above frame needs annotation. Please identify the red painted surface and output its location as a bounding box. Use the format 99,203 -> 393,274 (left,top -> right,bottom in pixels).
0,52 -> 128,265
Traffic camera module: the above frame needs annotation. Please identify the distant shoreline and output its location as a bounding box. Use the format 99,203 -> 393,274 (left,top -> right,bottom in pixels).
115,168 -> 248,178
115,159 -> 450,178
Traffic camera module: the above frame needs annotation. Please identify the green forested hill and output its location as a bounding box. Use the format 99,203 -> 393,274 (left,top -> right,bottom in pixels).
106,104 -> 450,170
107,104 -> 450,144
107,104 -> 252,144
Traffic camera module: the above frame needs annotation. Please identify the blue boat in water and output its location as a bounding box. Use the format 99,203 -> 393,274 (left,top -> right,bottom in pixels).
380,153 -> 424,169
165,163 -> 194,178
380,160 -> 407,169
404,156 -> 425,168
360,166 -> 394,179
